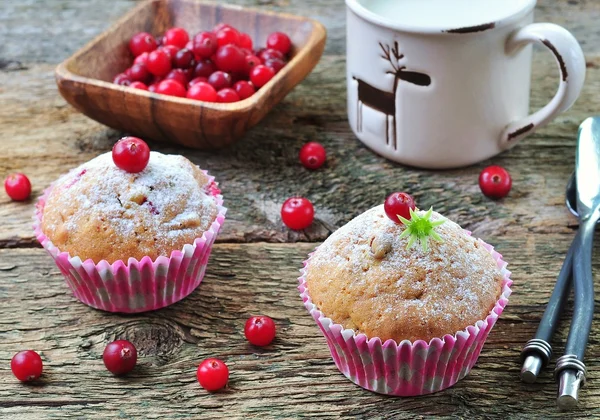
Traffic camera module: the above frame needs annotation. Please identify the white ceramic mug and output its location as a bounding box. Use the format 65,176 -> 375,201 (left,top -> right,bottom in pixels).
346,0 -> 586,169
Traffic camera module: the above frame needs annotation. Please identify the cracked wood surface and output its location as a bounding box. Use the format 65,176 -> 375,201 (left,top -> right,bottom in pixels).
1,0 -> 600,418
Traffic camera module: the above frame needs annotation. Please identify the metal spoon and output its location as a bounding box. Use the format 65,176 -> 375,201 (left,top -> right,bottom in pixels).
556,116 -> 600,410
520,176 -> 579,383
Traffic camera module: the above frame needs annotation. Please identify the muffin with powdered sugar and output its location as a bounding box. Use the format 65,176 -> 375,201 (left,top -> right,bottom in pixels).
298,196 -> 511,396
35,137 -> 226,313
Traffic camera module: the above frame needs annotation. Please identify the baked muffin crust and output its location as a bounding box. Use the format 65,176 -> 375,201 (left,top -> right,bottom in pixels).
41,152 -> 218,263
305,205 -> 504,343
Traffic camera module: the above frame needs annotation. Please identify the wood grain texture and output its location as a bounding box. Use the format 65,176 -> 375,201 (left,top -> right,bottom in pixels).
55,0 -> 326,149
0,242 -> 599,419
2,0 -> 600,418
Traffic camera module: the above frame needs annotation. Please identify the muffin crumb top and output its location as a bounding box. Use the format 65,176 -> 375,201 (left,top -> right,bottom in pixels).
305,205 -> 504,342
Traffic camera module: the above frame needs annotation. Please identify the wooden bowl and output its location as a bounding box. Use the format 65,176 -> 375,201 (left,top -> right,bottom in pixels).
55,0 -> 326,149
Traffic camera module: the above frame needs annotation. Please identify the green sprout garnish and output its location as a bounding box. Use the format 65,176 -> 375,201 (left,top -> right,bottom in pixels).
398,207 -> 445,252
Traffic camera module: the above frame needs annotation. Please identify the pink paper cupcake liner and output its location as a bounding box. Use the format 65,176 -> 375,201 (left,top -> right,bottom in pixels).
298,237 -> 512,396
33,173 -> 226,314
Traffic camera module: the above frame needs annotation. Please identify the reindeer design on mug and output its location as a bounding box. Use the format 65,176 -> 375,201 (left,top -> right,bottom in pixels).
353,42 -> 431,150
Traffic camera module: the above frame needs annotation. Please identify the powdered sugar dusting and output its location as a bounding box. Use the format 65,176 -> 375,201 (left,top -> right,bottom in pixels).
41,152 -> 219,263
305,205 -> 504,342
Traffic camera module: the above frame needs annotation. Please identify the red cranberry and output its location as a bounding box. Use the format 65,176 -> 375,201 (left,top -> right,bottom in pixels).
258,48 -> 284,62
128,63 -> 151,83
147,49 -> 172,76
160,45 -> 180,61
4,173 -> 31,201
192,31 -> 218,58
194,59 -> 217,78
129,32 -> 157,57
233,80 -> 255,100
130,81 -> 148,90
173,48 -> 195,69
148,83 -> 158,92
214,44 -> 246,73
11,350 -> 43,382
133,51 -> 149,65
264,58 -> 286,74
479,165 -> 512,199
112,137 -> 151,173
299,142 -> 326,170
266,32 -> 292,55
208,71 -> 232,90
238,32 -> 253,50
163,27 -> 189,49
155,79 -> 187,97
250,65 -> 275,88
281,197 -> 314,230
189,76 -> 208,86
216,88 -> 240,103
216,27 -> 240,47
213,23 -> 233,33
187,82 -> 218,102
384,192 -> 416,223
244,316 -> 276,346
165,68 -> 190,86
197,358 -> 229,392
103,340 -> 137,376
244,54 -> 262,73
113,73 -> 132,86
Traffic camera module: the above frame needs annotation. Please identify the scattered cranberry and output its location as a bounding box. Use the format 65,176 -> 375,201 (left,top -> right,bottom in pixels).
4,173 -> 32,201
265,58 -> 286,74
250,65 -> 275,88
160,44 -> 180,61
112,137 -> 151,173
233,81 -> 255,100
267,32 -> 291,55
155,79 -> 187,97
103,340 -> 137,376
197,358 -> 229,391
216,88 -> 240,103
244,316 -> 276,346
213,23 -> 232,33
146,49 -> 172,76
187,82 -> 218,102
194,59 -> 217,78
384,192 -> 416,223
128,63 -> 151,83
129,32 -> 157,57
208,71 -> 232,90
193,31 -> 218,58
479,165 -> 512,199
281,197 -> 314,230
130,81 -> 148,90
216,27 -> 240,47
173,48 -> 196,69
113,73 -> 132,86
164,68 -> 190,87
238,33 -> 253,50
299,142 -> 326,170
244,54 -> 262,73
11,350 -> 43,382
214,44 -> 246,73
163,27 -> 189,49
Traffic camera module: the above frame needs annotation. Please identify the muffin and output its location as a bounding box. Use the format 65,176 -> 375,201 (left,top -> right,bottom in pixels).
34,150 -> 226,313
298,204 -> 511,396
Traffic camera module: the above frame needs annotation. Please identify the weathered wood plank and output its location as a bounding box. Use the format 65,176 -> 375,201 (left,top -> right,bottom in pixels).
1,55 -> 599,245
0,241 -> 598,419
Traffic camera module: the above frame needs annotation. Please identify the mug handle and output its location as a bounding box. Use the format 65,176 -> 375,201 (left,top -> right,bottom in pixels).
499,23 -> 586,150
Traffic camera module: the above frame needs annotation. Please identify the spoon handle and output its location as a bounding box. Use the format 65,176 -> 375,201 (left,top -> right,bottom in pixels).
520,233 -> 577,382
556,213 -> 598,409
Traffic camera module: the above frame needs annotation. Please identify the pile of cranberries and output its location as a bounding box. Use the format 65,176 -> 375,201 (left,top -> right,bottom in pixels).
114,25 -> 292,103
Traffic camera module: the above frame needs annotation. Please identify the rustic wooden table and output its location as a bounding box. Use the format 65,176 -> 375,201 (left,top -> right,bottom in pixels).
1,0 -> 600,418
